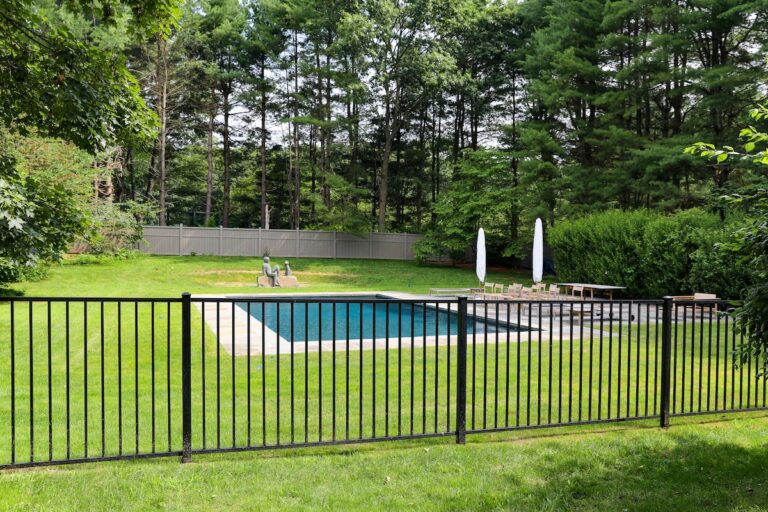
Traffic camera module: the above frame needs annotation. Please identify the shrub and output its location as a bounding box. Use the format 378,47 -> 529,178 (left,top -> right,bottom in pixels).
550,209 -> 755,298
548,210 -> 654,293
78,201 -> 154,255
688,227 -> 755,299
0,157 -> 87,287
639,209 -> 723,297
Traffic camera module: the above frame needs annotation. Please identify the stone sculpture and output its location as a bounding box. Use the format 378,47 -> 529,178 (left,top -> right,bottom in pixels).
261,256 -> 280,287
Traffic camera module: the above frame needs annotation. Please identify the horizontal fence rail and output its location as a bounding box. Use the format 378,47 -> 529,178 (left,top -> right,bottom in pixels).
136,226 -> 424,260
0,295 -> 763,469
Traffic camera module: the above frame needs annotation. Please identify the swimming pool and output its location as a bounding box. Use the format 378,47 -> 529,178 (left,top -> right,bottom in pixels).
238,296 -> 522,343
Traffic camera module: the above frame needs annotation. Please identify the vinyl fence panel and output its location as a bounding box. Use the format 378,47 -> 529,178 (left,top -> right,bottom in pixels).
138,226 -> 423,261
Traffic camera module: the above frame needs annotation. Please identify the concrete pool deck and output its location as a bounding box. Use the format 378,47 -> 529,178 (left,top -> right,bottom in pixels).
191,292 -> 660,357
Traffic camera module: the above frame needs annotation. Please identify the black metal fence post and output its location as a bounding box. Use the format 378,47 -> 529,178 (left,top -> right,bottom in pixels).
660,296 -> 673,428
181,292 -> 193,462
456,297 -> 468,444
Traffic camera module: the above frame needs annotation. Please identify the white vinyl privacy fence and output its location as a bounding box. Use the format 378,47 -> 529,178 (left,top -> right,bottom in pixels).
138,226 -> 423,260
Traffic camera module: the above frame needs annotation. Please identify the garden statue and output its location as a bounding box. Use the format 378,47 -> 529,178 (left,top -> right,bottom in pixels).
284,260 -> 292,276
262,256 -> 280,287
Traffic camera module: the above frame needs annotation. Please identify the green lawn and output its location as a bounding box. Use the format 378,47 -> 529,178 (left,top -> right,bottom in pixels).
1,255 -> 767,511
10,254 -> 542,297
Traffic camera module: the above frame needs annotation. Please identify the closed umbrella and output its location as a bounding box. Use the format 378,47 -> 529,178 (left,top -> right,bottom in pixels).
476,228 -> 486,285
532,218 -> 543,284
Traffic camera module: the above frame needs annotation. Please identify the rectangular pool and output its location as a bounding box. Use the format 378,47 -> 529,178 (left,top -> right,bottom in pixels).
238,296 -> 525,343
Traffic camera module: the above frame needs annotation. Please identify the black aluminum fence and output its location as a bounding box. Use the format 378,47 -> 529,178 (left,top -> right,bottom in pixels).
0,295 -> 763,469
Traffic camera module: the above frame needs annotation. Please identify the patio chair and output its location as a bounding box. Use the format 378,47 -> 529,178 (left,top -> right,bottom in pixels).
546,284 -> 562,300
493,283 -> 522,301
474,282 -> 495,299
509,283 -> 523,297
571,285 -> 586,300
531,283 -> 546,298
482,283 -> 505,300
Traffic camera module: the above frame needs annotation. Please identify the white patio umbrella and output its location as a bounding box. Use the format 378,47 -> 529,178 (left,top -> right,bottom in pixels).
532,218 -> 544,284
476,228 -> 486,285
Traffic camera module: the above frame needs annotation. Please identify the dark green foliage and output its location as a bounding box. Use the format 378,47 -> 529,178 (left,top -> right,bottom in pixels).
0,0 -> 179,285
728,192 -> 768,372
548,210 -> 653,294
0,0 -> 179,152
549,209 -> 755,298
640,210 -> 730,297
414,149 -> 520,262
0,157 -> 87,285
687,105 -> 768,374
82,201 -> 155,255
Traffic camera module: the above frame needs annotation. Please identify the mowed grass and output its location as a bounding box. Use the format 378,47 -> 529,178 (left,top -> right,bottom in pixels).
3,303 -> 763,462
1,255 -> 767,511
9,254 -> 544,297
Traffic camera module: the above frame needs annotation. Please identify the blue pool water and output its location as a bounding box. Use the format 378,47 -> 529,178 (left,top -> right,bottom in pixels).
239,296 -> 520,342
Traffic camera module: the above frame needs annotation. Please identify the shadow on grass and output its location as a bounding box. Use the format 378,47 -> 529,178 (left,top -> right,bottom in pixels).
210,415 -> 768,511
0,287 -> 24,298
484,430 -> 768,511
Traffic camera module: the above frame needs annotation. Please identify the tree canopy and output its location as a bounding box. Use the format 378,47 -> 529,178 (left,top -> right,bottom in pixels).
2,0 -> 768,263
0,0 -> 179,285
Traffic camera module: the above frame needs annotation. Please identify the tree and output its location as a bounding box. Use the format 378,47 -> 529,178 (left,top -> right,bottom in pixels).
188,0 -> 249,227
0,0 -> 178,285
415,149 -> 520,261
243,0 -> 284,228
0,0 -> 178,153
0,156 -> 87,285
686,105 -> 768,374
342,0 -> 457,231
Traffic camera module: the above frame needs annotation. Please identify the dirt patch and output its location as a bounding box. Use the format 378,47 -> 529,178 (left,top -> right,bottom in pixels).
192,269 -> 349,278
210,281 -> 307,288
295,271 -> 358,277
192,269 -> 262,276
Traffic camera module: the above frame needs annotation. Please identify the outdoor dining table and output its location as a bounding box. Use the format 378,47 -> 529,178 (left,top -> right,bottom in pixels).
557,283 -> 627,301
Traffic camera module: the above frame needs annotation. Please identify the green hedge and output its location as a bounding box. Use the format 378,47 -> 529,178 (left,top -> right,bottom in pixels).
549,209 -> 754,298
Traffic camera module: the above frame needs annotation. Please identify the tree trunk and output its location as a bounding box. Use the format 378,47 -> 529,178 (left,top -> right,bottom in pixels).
126,148 -> 135,201
378,92 -> 397,232
205,95 -> 215,225
156,35 -> 168,226
145,144 -> 156,198
222,87 -> 231,227
323,52 -> 332,209
378,137 -> 391,231
260,60 -> 268,229
291,30 -> 301,230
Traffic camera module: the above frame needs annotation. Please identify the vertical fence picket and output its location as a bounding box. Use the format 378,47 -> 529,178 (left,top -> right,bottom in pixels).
181,293 -> 192,463
0,294 -> 761,469
455,297 -> 468,444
